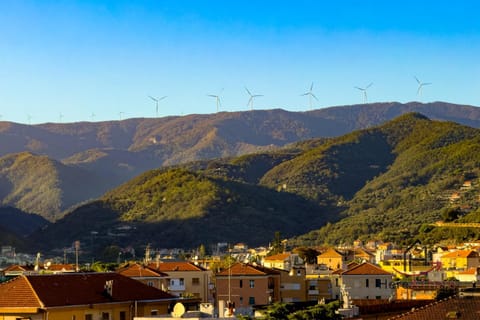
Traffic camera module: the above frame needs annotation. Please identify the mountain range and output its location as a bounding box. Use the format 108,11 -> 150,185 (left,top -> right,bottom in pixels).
2,101 -> 480,256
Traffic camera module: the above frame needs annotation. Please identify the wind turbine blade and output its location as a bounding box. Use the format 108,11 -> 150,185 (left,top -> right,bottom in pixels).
159,96 -> 167,101
366,83 -> 373,89
310,82 -> 314,91
354,87 -> 363,91
207,94 -> 217,98
248,97 -> 253,106
414,76 -> 420,84
253,94 -> 263,98
311,93 -> 319,101
301,92 -> 309,96
148,95 -> 158,102
423,82 -> 432,86
245,87 -> 252,96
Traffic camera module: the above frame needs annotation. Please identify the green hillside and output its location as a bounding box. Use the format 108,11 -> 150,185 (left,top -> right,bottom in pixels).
30,167 -> 336,253
0,152 -> 113,221
26,112 -> 480,255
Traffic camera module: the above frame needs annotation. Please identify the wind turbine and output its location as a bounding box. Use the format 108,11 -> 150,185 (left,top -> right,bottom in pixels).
355,83 -> 373,104
148,95 -> 167,117
90,112 -> 96,121
301,82 -> 318,110
415,76 -> 431,98
27,114 -> 32,125
207,90 -> 223,112
245,87 -> 263,110
59,112 -> 64,123
118,112 -> 125,120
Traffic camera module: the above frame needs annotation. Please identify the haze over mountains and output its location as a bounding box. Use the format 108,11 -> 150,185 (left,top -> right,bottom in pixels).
2,101 -> 480,255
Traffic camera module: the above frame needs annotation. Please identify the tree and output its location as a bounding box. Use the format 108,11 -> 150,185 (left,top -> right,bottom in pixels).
268,231 -> 284,256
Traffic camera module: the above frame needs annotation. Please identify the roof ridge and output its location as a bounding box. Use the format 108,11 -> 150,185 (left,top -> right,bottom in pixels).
23,275 -> 45,308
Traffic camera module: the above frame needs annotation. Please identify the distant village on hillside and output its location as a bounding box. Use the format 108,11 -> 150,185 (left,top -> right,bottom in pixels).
2,237 -> 480,319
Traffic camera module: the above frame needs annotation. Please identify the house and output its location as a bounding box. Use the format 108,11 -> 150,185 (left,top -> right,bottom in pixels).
278,267 -> 307,302
457,267 -> 480,284
317,248 -> 351,270
148,261 -> 213,303
262,252 -> 303,271
0,273 -> 184,320
215,263 -> 281,315
440,250 -> 480,277
117,262 -> 169,291
340,262 -> 394,300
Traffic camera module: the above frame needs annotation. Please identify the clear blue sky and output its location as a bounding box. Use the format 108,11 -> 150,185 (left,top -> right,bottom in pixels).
1,0 -> 479,124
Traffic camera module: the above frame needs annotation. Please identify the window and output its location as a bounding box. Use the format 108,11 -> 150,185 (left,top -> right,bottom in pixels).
147,281 -> 154,287
375,279 -> 382,288
119,311 -> 126,320
85,315 -> 93,320
248,296 -> 255,305
239,279 -> 243,288
249,280 -> 255,288
376,296 -> 381,299
101,312 -> 109,320
72,316 -> 76,320
335,278 -> 339,287
151,310 -> 158,316
365,279 -> 369,288
240,296 -> 244,305
179,278 -> 185,286
192,277 -> 200,285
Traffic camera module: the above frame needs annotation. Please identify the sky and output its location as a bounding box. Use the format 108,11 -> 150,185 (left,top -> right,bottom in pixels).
0,0 -> 479,124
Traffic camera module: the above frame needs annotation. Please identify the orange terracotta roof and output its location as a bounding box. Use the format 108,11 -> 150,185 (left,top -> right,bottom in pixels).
0,275 -> 41,308
264,253 -> 291,261
387,296 -> 480,320
442,250 -> 479,259
148,261 -> 206,272
458,267 -> 477,275
342,262 -> 392,276
0,273 -> 175,308
117,263 -> 167,277
1,264 -> 32,272
317,248 -> 344,259
216,263 -> 280,277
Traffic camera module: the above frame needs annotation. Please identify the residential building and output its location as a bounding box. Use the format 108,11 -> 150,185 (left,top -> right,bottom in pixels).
278,266 -> 307,302
317,248 -> 351,270
117,262 -> 169,291
0,273 -> 182,320
148,261 -> 213,303
441,250 -> 480,272
215,263 -> 281,315
340,262 -> 394,300
262,252 -> 303,271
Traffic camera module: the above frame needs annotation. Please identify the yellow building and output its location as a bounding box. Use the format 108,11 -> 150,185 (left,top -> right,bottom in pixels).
441,250 -> 480,271
148,261 -> 213,303
263,253 -> 303,271
0,273 -> 184,320
317,248 -> 349,270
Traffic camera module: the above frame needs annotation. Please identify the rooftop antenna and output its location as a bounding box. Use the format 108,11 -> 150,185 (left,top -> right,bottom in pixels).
415,76 -> 431,98
207,89 -> 223,113
354,83 -> 373,104
245,87 -> 263,111
301,82 -> 318,110
148,95 -> 167,118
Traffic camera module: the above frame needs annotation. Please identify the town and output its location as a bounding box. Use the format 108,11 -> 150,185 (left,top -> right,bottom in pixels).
1,237 -> 480,319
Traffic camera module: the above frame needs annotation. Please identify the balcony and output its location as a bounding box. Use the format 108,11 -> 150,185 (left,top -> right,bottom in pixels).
308,290 -> 319,295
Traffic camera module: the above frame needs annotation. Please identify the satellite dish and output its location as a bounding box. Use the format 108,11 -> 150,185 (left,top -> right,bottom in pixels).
171,302 -> 186,318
